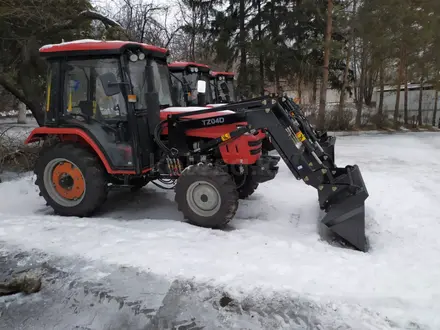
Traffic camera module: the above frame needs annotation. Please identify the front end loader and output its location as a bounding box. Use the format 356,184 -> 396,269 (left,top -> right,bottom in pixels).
164,98 -> 368,251
25,39 -> 369,252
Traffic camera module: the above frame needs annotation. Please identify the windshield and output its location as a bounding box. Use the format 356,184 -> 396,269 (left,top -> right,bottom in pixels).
171,72 -> 186,106
181,72 -> 213,105
226,79 -> 236,102
201,74 -> 213,104
185,72 -> 199,106
215,78 -> 236,103
128,59 -> 174,109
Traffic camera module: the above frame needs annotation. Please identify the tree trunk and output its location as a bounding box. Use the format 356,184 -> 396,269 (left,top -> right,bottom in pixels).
190,3 -> 196,61
17,102 -> 27,124
0,75 -> 44,126
363,67 -> 374,106
394,54 -> 404,127
312,78 -> 318,105
355,43 -> 366,128
378,63 -> 384,117
338,45 -> 351,129
433,89 -> 438,127
238,0 -> 247,98
418,79 -> 423,126
318,0 -> 333,130
404,60 -> 408,125
257,0 -> 264,95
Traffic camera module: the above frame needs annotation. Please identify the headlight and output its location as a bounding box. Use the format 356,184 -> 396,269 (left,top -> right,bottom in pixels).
138,52 -> 145,60
128,51 -> 138,62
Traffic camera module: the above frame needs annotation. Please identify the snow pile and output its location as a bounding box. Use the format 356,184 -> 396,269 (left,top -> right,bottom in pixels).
0,109 -> 32,117
0,132 -> 440,328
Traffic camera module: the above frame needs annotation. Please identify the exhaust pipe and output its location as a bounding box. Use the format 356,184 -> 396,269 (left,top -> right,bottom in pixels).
318,165 -> 369,252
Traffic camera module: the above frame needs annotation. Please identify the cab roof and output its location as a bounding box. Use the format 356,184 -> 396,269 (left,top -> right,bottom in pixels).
168,61 -> 210,73
211,71 -> 235,78
39,39 -> 168,59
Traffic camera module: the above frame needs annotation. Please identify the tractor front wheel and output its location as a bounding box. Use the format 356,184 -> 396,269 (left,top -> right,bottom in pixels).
235,172 -> 259,200
35,143 -> 108,217
175,164 -> 239,228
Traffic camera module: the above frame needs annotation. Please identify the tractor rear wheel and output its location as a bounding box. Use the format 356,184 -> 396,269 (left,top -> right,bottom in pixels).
175,164 -> 239,228
35,143 -> 108,217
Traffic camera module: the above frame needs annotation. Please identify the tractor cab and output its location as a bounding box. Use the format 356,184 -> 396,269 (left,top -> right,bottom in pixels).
36,40 -> 178,174
168,62 -> 214,106
210,71 -> 237,104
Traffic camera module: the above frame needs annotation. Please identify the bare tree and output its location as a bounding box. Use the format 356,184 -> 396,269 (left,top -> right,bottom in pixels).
0,4 -> 128,126
318,0 -> 333,130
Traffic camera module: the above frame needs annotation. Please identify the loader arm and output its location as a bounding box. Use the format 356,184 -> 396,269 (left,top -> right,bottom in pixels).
279,97 -> 336,162
166,96 -> 369,252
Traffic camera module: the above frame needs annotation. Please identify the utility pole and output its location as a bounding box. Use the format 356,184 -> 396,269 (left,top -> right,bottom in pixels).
318,0 -> 333,130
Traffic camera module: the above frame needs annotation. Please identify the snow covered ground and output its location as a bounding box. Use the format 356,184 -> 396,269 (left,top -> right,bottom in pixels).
0,117 -> 37,144
0,132 -> 440,329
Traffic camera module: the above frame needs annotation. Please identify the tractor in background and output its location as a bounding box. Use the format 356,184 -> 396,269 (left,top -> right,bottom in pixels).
168,61 -> 214,107
209,71 -> 237,104
210,71 -> 238,104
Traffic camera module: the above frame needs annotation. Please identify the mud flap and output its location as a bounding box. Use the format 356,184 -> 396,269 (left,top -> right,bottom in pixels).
318,165 -> 369,252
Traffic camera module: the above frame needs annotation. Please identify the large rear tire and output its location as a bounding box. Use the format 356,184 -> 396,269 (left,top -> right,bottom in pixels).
34,143 -> 108,217
175,164 -> 239,228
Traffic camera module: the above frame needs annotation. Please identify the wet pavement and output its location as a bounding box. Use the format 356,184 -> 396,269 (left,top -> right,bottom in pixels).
0,243 -> 407,330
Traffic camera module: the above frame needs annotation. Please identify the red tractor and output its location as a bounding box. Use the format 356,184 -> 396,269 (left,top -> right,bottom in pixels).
168,61 -> 214,107
25,39 -> 369,252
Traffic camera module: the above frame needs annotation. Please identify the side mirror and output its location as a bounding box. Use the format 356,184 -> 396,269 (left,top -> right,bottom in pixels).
197,80 -> 206,94
220,81 -> 229,94
98,72 -> 121,96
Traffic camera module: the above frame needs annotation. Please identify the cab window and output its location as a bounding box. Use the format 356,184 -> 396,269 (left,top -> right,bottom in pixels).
63,58 -> 127,119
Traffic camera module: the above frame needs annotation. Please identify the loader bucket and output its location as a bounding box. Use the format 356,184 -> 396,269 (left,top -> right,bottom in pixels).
318,165 -> 369,252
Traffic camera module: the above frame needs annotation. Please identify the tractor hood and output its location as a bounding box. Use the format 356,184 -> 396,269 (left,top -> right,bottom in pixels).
206,103 -> 228,107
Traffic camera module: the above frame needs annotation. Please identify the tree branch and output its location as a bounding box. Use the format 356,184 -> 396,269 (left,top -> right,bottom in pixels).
40,10 -> 131,40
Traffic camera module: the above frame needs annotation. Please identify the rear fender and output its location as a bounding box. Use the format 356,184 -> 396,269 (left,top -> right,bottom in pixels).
25,127 -> 143,175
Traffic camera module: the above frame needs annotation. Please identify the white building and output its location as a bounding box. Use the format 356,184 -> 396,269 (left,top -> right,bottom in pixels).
371,84 -> 440,125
